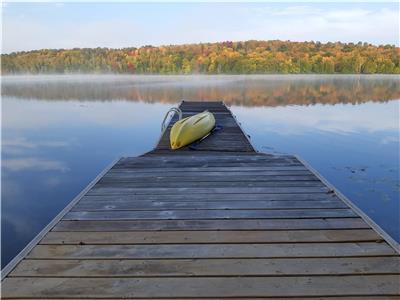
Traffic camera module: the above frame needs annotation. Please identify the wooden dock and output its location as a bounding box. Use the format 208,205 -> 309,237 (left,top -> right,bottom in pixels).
2,101 -> 399,299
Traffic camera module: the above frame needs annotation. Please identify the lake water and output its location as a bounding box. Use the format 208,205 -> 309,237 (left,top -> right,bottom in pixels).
1,75 -> 399,267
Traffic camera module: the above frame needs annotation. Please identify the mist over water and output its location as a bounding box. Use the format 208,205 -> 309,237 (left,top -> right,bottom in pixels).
3,74 -> 399,105
2,75 -> 399,268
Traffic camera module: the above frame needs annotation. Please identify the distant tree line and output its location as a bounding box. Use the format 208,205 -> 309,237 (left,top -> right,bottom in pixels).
2,40 -> 400,74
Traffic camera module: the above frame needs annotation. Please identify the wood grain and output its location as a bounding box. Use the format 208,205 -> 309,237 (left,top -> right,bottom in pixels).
27,242 -> 395,259
11,257 -> 400,277
40,229 -> 381,245
53,218 -> 371,231
3,276 -> 399,298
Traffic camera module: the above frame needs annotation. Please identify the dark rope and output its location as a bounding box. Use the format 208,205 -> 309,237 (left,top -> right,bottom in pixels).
188,125 -> 223,150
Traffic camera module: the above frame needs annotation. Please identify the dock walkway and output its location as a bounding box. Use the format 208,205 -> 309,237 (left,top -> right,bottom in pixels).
2,101 -> 399,298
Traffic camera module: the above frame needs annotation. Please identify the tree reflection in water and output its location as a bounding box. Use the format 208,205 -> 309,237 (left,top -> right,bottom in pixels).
2,75 -> 399,107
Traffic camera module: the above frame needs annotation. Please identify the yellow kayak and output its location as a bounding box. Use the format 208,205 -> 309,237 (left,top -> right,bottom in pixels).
170,111 -> 216,150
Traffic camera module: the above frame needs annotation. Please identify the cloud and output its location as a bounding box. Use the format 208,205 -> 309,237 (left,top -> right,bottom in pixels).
2,137 -> 70,149
381,136 -> 400,145
2,137 -> 72,155
2,213 -> 37,239
232,101 -> 400,136
3,158 -> 69,172
242,6 -> 398,45
2,19 -> 142,53
1,3 -> 398,53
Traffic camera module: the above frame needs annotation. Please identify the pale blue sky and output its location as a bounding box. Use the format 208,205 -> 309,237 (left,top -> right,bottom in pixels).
2,2 -> 399,53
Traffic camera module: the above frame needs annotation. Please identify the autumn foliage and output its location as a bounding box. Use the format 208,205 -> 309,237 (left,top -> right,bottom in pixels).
2,40 -> 399,74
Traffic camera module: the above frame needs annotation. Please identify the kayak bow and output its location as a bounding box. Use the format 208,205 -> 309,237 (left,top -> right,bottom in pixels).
170,110 -> 216,150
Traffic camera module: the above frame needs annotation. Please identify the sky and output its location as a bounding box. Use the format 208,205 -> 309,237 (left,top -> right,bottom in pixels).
1,2 -> 399,53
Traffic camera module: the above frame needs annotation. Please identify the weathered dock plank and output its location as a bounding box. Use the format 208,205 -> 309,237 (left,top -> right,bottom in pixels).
72,199 -> 349,211
53,218 -> 372,231
10,257 -> 400,277
40,229 -> 382,244
27,242 -> 396,259
53,218 -> 370,232
2,101 -> 399,299
3,276 -> 400,298
63,208 -> 357,220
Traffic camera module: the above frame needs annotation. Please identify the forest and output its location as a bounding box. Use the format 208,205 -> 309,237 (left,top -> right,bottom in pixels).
2,40 -> 400,74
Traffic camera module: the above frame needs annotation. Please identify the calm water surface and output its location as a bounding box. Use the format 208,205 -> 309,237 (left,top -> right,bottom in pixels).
2,75 -> 399,267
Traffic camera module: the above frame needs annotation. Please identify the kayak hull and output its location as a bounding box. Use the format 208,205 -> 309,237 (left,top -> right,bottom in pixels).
170,111 -> 216,150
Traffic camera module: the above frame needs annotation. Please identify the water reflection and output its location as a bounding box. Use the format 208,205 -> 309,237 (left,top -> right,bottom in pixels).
1,75 -> 399,269
235,101 -> 399,244
2,75 -> 399,106
1,98 -> 169,268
